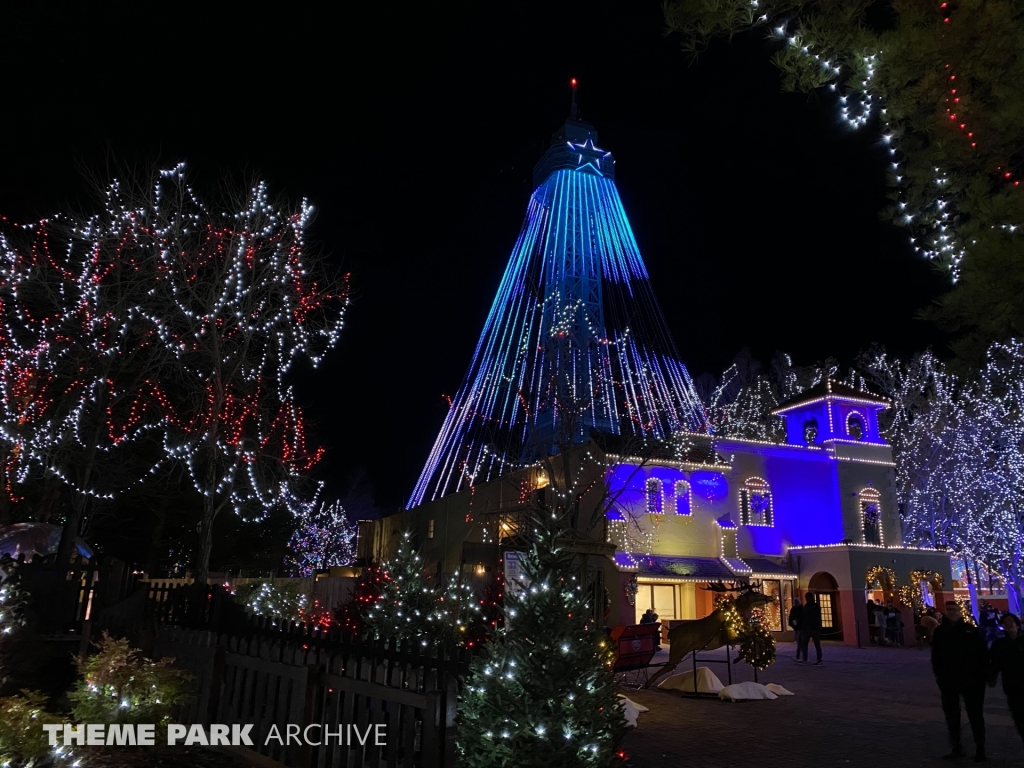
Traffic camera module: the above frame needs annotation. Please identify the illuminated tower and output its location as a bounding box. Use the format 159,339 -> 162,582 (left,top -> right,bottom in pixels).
409,84 -> 706,508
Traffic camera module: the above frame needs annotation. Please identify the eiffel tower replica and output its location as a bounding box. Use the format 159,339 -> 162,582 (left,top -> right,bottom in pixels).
409,83 -> 706,508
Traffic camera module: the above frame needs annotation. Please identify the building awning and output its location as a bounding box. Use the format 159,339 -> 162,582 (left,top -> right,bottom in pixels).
744,557 -> 798,579
621,554 -> 739,582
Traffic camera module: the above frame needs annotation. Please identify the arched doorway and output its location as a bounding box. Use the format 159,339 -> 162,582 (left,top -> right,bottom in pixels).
808,571 -> 843,640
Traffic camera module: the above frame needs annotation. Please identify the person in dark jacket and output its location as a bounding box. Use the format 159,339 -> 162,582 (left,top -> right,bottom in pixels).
989,612 -> 1024,751
798,591 -> 823,664
932,600 -> 988,761
789,595 -> 804,660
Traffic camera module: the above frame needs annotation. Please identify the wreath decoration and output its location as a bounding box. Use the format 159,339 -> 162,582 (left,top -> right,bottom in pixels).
623,575 -> 639,607
866,566 -> 899,600
899,569 -> 945,612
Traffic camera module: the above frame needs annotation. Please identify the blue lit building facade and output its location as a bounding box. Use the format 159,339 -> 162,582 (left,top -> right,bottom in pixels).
605,379 -> 951,644
360,110 -> 951,646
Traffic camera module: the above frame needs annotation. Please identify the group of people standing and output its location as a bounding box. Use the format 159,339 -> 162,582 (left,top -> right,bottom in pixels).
931,600 -> 1024,761
787,591 -> 823,664
866,598 -> 904,645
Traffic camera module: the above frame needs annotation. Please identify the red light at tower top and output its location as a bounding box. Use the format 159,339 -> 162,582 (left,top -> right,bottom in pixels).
571,78 -> 577,87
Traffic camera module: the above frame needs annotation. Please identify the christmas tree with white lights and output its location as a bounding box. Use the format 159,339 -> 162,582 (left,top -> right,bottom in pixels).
354,531 -> 483,647
458,515 -> 624,768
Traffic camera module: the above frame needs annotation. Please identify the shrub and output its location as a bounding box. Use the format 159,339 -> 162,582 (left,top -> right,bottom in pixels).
68,632 -> 191,725
0,690 -> 62,765
232,580 -> 309,623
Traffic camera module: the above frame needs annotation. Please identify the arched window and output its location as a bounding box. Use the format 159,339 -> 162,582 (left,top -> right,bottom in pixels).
860,487 -> 883,545
847,412 -> 865,441
645,478 -> 663,514
803,419 -> 818,444
740,477 -> 773,526
674,480 -> 691,515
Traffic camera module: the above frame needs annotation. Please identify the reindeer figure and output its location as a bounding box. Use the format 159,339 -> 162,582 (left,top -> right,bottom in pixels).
643,584 -> 772,689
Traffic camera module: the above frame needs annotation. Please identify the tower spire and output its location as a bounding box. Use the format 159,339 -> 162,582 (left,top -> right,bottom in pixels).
407,101 -> 707,509
570,77 -> 578,120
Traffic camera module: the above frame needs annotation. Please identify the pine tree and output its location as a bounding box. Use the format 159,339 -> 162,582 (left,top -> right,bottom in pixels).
334,564 -> 387,635
360,532 -> 439,642
458,516 -> 624,768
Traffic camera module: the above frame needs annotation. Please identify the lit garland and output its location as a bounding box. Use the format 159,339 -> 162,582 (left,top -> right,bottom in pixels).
899,570 -> 945,612
866,566 -> 900,602
955,594 -> 978,626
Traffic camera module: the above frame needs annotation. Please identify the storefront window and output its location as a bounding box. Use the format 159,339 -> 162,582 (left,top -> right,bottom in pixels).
636,582 -> 676,623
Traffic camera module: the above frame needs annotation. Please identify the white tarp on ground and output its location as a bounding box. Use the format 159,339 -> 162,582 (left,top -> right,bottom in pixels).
618,695 -> 649,728
718,682 -> 778,701
764,683 -> 794,696
657,666 -> 724,694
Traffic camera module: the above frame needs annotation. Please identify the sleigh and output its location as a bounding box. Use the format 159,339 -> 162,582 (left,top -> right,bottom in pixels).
609,623 -> 663,688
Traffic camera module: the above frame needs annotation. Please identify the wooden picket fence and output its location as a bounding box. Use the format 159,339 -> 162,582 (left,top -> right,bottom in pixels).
106,585 -> 469,768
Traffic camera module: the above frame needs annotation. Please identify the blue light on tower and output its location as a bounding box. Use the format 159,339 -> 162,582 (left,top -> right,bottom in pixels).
409,84 -> 706,508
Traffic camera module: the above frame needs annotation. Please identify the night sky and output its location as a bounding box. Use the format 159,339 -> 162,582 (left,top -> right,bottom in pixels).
2,2 -> 949,512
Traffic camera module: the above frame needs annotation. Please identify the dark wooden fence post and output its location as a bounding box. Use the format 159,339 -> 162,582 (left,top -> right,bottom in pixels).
441,672 -> 459,766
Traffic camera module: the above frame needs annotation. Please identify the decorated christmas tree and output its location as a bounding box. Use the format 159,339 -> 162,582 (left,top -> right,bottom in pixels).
334,564 -> 387,635
359,532 -> 447,643
458,516 -> 624,768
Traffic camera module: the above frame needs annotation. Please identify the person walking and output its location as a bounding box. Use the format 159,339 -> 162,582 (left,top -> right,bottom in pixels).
932,600 -> 988,761
989,612 -> 1024,753
789,594 -> 804,660
798,591 -> 823,665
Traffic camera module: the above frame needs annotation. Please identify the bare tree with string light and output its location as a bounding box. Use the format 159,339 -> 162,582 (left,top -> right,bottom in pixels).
0,186 -> 175,569
0,165 -> 349,581
140,165 -> 349,583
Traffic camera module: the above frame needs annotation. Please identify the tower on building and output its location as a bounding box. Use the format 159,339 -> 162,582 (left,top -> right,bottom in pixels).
409,84 -> 706,508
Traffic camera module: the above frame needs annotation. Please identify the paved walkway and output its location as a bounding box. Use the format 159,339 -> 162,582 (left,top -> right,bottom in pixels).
619,641 -> 1024,768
